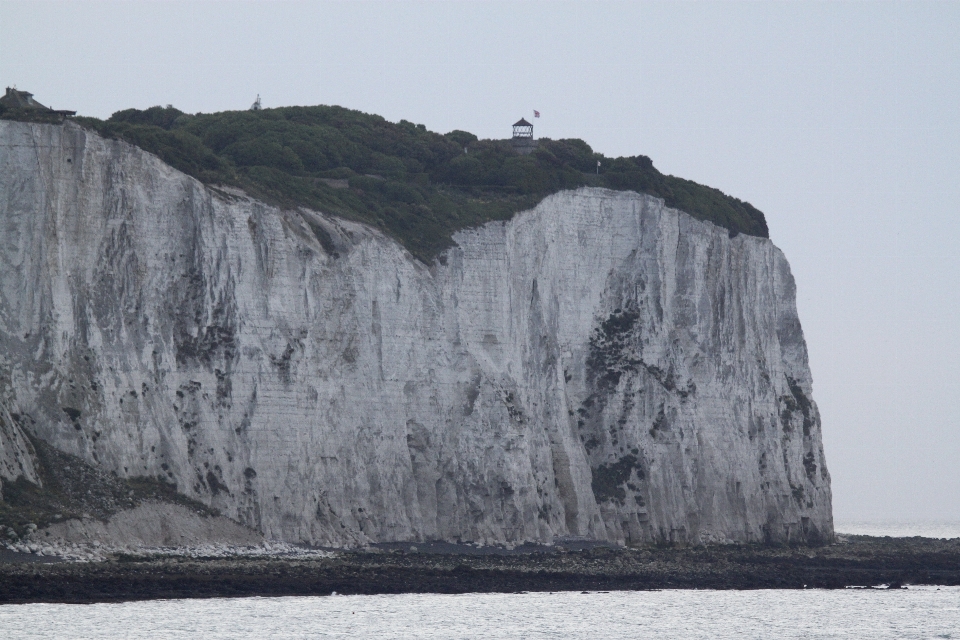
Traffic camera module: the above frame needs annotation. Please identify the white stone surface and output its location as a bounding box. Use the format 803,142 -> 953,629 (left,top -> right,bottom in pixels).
0,120 -> 832,545
0,396 -> 39,496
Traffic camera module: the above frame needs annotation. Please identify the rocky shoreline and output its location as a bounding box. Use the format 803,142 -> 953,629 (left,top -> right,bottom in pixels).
2,536 -> 959,604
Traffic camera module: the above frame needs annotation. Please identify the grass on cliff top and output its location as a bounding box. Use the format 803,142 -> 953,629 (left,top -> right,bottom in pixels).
2,103 -> 768,262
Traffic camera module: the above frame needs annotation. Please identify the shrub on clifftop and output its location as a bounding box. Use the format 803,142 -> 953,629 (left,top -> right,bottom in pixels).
47,104 -> 768,261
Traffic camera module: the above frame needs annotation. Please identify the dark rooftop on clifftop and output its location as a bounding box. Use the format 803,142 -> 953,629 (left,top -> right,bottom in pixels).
0,87 -> 75,116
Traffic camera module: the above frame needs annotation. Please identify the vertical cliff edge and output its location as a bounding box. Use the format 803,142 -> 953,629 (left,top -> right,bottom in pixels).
0,121 -> 832,546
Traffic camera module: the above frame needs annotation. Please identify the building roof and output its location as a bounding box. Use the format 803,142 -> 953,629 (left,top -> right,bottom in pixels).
0,87 -> 74,116
1,87 -> 48,110
513,118 -> 533,127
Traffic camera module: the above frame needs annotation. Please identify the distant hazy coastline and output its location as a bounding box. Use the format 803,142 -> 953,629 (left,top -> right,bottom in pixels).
834,521 -> 960,539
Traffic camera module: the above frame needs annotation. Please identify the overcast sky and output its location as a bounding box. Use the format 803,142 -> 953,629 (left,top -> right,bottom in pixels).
2,0 -> 958,523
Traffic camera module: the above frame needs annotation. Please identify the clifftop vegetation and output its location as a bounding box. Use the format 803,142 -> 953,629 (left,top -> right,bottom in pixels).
3,103 -> 768,261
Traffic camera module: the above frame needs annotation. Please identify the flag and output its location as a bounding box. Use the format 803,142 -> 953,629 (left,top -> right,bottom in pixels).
533,110 -> 540,118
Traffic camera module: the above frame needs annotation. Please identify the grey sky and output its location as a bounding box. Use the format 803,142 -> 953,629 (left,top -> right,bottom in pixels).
2,0 -> 958,522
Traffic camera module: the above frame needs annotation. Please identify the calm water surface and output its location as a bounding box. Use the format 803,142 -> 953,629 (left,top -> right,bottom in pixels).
834,520 -> 960,539
2,587 -> 958,639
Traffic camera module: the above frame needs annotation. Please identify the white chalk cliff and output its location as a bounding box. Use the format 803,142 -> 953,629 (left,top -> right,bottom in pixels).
0,121 -> 832,545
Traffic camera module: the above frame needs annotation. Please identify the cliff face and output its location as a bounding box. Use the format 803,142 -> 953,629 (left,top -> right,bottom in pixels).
0,121 -> 832,546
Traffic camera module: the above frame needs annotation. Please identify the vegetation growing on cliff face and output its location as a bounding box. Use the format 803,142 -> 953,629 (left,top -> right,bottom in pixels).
4,103 -> 767,261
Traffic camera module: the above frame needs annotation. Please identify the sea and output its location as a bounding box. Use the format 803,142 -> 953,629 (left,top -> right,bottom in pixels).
2,588 -> 958,639
834,520 -> 960,539
1,521 -> 957,639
